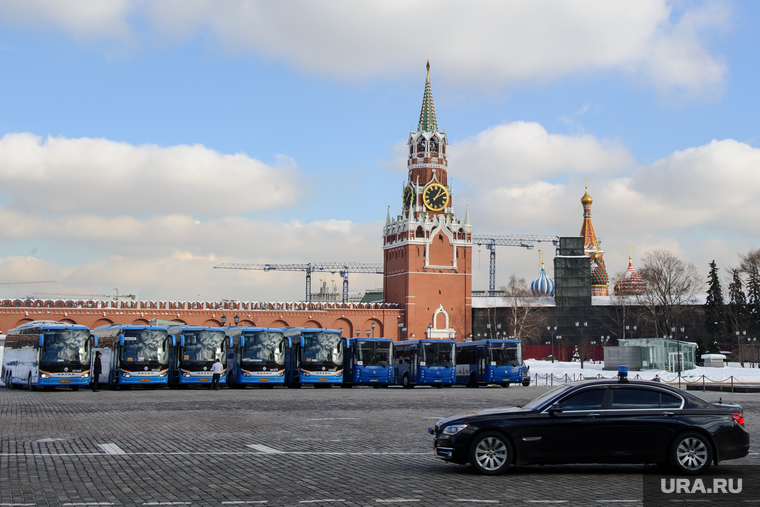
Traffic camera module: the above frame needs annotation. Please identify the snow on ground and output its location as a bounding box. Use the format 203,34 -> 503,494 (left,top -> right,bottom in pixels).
525,359 -> 760,385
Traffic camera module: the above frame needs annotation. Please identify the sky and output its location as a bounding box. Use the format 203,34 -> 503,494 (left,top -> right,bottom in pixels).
0,0 -> 757,302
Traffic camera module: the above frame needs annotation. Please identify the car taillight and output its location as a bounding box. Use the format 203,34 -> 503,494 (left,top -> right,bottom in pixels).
732,412 -> 745,426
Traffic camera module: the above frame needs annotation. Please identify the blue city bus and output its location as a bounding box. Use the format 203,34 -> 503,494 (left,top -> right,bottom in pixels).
166,325 -> 231,388
343,337 -> 394,388
455,339 -> 524,387
225,327 -> 299,388
291,328 -> 344,387
393,339 -> 456,388
2,320 -> 95,390
91,324 -> 172,389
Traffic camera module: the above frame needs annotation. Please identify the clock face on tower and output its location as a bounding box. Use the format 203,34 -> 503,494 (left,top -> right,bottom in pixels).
423,183 -> 449,211
403,184 -> 415,211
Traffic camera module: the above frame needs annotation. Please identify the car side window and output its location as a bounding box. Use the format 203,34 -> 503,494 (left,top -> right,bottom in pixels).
559,388 -> 605,411
610,388 -> 682,409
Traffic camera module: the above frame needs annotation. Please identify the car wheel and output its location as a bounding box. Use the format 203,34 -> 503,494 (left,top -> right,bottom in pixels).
469,431 -> 512,475
671,432 -> 712,475
402,374 -> 412,389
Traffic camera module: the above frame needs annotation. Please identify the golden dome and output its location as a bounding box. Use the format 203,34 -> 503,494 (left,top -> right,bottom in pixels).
581,187 -> 593,205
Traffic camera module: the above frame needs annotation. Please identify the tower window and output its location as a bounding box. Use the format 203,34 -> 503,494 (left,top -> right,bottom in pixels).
417,138 -> 426,152
430,138 -> 438,152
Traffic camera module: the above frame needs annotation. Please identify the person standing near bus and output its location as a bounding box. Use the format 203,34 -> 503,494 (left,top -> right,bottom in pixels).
211,357 -> 223,390
92,352 -> 102,392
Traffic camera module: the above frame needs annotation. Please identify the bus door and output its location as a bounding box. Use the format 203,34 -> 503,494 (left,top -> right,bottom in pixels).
410,346 -> 418,382
477,346 -> 486,382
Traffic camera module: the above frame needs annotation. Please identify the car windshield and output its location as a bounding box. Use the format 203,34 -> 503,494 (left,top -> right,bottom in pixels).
490,343 -> 521,366
242,331 -> 285,365
182,330 -> 225,364
522,384 -> 574,410
121,329 -> 168,365
40,329 -> 90,367
301,332 -> 342,365
422,342 -> 454,367
356,341 -> 392,367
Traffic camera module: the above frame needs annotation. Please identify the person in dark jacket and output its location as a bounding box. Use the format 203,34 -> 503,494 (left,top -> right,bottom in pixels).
92,352 -> 102,392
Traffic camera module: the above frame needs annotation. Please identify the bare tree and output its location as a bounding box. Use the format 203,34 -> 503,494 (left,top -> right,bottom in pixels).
637,249 -> 702,337
500,274 -> 544,343
739,248 -> 760,274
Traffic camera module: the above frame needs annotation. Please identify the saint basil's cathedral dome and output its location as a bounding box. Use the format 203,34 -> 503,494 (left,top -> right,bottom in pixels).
531,260 -> 555,297
615,255 -> 646,296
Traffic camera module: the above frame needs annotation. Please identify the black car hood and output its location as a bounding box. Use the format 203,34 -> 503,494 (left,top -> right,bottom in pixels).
437,406 -> 528,426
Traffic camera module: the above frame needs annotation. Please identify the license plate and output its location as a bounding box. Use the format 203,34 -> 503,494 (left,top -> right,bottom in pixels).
258,378 -> 269,382
139,379 -> 150,382
199,378 -> 210,382
318,378 -> 328,381
60,380 -> 71,384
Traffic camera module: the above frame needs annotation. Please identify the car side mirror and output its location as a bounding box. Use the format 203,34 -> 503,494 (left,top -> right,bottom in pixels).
548,403 -> 563,415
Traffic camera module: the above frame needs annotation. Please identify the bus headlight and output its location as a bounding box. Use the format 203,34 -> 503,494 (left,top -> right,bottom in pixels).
40,372 -> 50,379
121,370 -> 131,378
181,371 -> 191,377
277,370 -> 285,377
301,370 -> 311,377
80,371 -> 90,378
242,371 -> 251,377
158,371 -> 168,377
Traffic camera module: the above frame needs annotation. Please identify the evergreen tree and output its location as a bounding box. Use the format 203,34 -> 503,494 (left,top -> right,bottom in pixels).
727,269 -> 749,332
704,260 -> 727,344
747,264 -> 760,335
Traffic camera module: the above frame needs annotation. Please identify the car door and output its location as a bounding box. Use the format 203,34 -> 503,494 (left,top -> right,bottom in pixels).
514,386 -> 609,464
603,386 -> 683,463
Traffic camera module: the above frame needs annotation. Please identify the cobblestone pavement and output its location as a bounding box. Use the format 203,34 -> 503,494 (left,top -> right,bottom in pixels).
1,384 -> 758,507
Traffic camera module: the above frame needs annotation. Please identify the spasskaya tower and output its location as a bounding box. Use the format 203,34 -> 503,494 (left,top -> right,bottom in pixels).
383,62 -> 473,342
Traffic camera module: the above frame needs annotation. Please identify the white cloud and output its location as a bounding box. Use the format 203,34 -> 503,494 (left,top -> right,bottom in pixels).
0,0 -> 132,40
0,133 -> 308,217
138,0 -> 727,97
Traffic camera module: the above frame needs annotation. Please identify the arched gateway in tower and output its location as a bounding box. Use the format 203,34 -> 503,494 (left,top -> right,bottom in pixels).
382,62 -> 473,342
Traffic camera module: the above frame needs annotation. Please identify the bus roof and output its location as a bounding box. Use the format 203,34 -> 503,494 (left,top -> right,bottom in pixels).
458,339 -> 521,347
10,320 -> 90,332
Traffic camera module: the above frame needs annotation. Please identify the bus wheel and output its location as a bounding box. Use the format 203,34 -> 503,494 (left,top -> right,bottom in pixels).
373,385 -> 381,389
468,373 -> 478,388
502,382 -> 510,388
71,386 -> 79,392
5,372 -> 12,389
402,374 -> 412,389
27,374 -> 36,391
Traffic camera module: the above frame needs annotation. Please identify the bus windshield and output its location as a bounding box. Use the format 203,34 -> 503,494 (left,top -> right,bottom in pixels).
40,330 -> 90,368
422,342 -> 454,367
301,332 -> 342,365
242,331 -> 285,365
121,329 -> 169,366
356,341 -> 391,367
182,330 -> 225,364
490,344 -> 521,367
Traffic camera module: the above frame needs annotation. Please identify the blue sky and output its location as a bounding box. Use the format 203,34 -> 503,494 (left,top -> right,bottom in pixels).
0,0 -> 757,301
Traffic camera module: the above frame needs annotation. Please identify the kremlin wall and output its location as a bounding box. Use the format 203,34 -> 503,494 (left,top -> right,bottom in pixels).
0,63 -> 654,349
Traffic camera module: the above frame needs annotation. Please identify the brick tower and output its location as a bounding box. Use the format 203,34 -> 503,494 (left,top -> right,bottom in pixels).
383,62 -> 473,341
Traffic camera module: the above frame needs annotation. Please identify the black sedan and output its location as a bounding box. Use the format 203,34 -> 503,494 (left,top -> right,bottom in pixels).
431,378 -> 749,475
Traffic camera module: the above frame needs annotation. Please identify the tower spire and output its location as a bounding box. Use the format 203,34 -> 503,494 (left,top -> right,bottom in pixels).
418,60 -> 438,133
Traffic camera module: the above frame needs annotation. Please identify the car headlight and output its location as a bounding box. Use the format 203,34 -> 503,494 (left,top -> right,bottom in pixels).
442,424 -> 468,436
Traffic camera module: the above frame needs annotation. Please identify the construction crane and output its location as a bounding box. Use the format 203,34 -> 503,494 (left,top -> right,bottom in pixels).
473,235 -> 560,296
214,262 -> 383,304
0,280 -> 57,285
32,288 -> 136,300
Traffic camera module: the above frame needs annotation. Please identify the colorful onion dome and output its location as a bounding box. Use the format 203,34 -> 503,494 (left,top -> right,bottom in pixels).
590,259 -> 609,286
615,256 -> 646,295
531,262 -> 555,296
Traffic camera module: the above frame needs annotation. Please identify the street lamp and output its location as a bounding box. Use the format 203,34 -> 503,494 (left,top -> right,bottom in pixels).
356,330 -> 360,338
371,322 -> 376,338
233,315 -> 240,326
556,335 -> 562,362
486,322 -> 491,339
672,326 -> 683,387
497,323 -> 502,338
365,329 -> 371,337
220,315 -> 227,326
575,322 -> 587,369
398,321 -> 404,341
428,323 -> 433,339
590,341 -> 597,363
547,326 -> 557,363
737,330 -> 747,366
